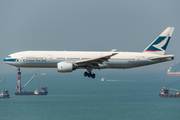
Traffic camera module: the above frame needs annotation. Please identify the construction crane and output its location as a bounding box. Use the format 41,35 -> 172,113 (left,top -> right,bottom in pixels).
21,71 -> 39,90
161,87 -> 180,94
167,88 -> 180,92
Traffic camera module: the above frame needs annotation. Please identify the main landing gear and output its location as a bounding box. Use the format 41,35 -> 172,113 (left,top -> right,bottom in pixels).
84,66 -> 96,79
84,72 -> 96,79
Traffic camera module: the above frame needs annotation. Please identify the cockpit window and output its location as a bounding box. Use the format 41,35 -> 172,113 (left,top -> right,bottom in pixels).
6,56 -> 11,58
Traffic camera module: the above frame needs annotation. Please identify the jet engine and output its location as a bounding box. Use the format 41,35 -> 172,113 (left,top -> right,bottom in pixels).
57,62 -> 76,73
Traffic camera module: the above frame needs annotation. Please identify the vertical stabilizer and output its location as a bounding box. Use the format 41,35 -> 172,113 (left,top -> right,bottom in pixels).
143,27 -> 174,55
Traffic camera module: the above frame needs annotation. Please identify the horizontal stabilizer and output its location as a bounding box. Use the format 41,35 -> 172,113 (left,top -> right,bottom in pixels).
149,55 -> 174,60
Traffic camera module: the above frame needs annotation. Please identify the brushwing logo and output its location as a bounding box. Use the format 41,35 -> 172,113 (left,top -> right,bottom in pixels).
153,35 -> 169,51
146,35 -> 170,52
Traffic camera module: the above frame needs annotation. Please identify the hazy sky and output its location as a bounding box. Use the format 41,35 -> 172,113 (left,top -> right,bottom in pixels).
0,0 -> 180,74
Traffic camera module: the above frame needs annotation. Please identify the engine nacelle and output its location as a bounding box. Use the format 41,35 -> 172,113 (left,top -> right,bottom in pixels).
57,62 -> 76,73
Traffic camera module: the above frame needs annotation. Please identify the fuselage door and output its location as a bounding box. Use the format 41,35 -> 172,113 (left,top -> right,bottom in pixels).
44,55 -> 53,62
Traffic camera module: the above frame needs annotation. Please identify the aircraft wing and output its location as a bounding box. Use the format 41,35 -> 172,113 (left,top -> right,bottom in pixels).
74,53 -> 118,67
150,55 -> 174,60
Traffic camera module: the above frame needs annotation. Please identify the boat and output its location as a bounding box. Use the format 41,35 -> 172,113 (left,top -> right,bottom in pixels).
0,79 -> 10,98
0,90 -> 10,98
159,87 -> 180,98
101,77 -> 106,81
167,62 -> 180,76
15,71 -> 48,95
167,67 -> 180,76
15,87 -> 48,95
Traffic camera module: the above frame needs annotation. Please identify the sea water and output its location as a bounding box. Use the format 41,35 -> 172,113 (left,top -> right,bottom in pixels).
0,70 -> 180,120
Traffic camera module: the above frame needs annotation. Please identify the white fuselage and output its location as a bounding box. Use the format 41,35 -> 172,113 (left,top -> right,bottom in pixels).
3,51 -> 173,69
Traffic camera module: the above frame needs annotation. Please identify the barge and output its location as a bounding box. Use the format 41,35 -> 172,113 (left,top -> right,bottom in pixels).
159,87 -> 180,98
15,87 -> 48,95
15,71 -> 48,95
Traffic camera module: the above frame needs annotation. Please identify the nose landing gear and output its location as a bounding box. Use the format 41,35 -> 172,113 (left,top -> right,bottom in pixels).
16,67 -> 21,75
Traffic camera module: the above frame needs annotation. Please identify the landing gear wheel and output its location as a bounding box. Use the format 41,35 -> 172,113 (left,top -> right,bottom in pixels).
91,74 -> 95,79
84,72 -> 88,77
84,71 -> 96,79
16,67 -> 21,75
88,73 -> 91,77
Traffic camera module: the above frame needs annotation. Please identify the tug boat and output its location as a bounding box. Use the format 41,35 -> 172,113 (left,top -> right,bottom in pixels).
0,90 -> 10,98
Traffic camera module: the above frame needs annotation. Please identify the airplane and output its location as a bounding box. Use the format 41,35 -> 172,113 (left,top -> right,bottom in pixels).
3,27 -> 175,78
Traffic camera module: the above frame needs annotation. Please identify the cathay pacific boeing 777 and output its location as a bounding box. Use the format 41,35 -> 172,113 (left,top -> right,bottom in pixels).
4,27 -> 175,78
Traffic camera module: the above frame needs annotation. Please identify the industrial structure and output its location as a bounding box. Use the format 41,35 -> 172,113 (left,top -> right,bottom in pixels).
159,87 -> 180,98
15,71 -> 48,95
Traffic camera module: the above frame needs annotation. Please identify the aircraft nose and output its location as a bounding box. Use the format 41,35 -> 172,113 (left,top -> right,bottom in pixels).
3,57 -> 18,62
3,58 -> 10,63
3,58 -> 7,62
3,55 -> 12,62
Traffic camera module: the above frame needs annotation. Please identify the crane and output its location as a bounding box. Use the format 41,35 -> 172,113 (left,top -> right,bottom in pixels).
21,71 -> 39,90
167,88 -> 180,92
